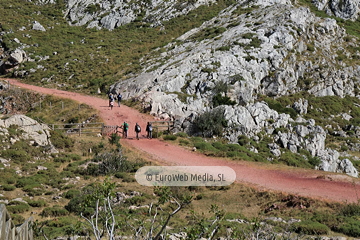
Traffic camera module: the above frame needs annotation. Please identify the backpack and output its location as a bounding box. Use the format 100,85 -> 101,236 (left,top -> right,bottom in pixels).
117,94 -> 122,101
136,125 -> 141,132
148,125 -> 152,131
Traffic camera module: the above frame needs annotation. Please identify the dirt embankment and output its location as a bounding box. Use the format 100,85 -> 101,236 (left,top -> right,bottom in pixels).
5,78 -> 360,203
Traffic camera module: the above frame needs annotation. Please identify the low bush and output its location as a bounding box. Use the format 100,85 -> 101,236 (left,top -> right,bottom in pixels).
50,130 -> 75,149
292,220 -> 330,235
163,135 -> 177,141
7,201 -> 30,214
340,203 -> 360,217
125,196 -> 147,205
190,137 -> 204,142
41,207 -> 69,217
115,172 -> 136,182
63,189 -> 81,199
175,132 -> 188,138
27,199 -> 47,207
212,142 -> 229,151
337,217 -> 360,237
179,139 -> 190,145
2,184 -> 16,191
194,142 -> 218,152
192,107 -> 227,137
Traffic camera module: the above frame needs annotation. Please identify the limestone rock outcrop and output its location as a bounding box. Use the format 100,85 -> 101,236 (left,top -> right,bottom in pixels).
0,115 -> 58,153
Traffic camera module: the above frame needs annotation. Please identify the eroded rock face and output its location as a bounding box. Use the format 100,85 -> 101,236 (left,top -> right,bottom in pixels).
109,3 -> 358,124
107,2 -> 360,177
312,0 -> 360,20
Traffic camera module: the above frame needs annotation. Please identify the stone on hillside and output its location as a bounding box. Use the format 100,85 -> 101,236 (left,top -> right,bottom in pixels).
32,21 -> 46,31
9,49 -> 27,65
292,99 -> 308,114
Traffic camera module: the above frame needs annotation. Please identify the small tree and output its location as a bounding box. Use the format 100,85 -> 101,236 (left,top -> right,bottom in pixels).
192,107 -> 228,137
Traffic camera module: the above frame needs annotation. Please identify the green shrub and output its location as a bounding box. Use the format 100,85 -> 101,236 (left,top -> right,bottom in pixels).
0,149 -> 30,163
109,133 -> 121,145
7,201 -> 30,214
190,137 -> 204,142
175,132 -> 188,138
82,151 -> 144,176
292,220 -> 330,235
340,203 -> 360,217
10,214 -> 25,225
27,199 -> 47,207
115,172 -> 136,182
50,130 -> 75,149
337,217 -> 360,237
216,46 -> 231,51
63,189 -> 81,199
192,108 -> 228,137
212,142 -> 229,151
179,139 -> 190,145
194,142 -> 218,152
227,144 -> 243,151
152,131 -> 163,138
212,94 -> 236,107
238,135 -> 250,146
125,196 -> 147,205
41,207 -> 69,217
2,184 -> 16,191
163,135 -> 177,141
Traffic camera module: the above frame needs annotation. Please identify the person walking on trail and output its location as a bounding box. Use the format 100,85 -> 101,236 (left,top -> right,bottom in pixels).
135,123 -> 141,140
146,122 -> 153,139
108,93 -> 114,108
123,121 -> 129,138
117,93 -> 122,107
109,99 -> 114,110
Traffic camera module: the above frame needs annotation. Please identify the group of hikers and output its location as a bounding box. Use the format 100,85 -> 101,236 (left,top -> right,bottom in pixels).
119,121 -> 153,140
108,92 -> 122,110
109,92 -> 153,140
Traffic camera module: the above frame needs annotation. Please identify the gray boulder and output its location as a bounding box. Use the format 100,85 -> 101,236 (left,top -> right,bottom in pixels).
0,115 -> 58,153
32,21 -> 46,31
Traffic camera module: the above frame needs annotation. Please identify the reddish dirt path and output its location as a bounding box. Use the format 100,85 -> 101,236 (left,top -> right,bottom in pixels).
6,78 -> 360,203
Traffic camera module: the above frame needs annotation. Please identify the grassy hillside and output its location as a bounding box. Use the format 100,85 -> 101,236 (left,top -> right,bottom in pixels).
0,0 -> 236,94
1,86 -> 360,239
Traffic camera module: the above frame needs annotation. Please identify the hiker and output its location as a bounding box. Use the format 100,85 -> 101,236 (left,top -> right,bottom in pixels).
134,123 -> 141,140
108,93 -> 114,107
109,99 -> 114,110
117,93 -> 122,107
123,121 -> 129,138
146,122 -> 153,139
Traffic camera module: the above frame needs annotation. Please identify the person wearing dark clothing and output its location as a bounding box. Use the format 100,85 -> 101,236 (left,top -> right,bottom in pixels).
134,123 -> 141,140
117,93 -> 122,107
146,122 -> 153,139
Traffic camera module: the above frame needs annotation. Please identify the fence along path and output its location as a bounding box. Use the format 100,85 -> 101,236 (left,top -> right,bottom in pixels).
0,204 -> 33,240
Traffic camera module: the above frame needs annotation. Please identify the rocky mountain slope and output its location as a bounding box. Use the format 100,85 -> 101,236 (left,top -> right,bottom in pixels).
108,0 -> 360,177
1,0 -> 360,177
